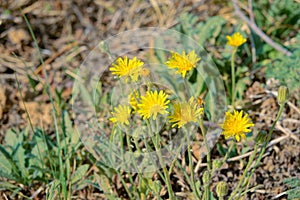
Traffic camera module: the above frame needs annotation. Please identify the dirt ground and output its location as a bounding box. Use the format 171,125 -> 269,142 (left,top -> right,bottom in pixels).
0,0 -> 299,199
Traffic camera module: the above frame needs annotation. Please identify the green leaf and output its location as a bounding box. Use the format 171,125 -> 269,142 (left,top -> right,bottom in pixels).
30,140 -> 48,168
0,144 -> 20,177
70,164 -> 90,184
66,158 -> 71,182
198,16 -> 226,46
14,144 -> 28,179
0,150 -> 12,174
5,129 -> 18,149
27,74 -> 38,91
94,173 -> 116,200
72,179 -> 90,191
0,170 -> 18,181
0,181 -> 19,190
62,111 -> 73,137
47,179 -> 60,200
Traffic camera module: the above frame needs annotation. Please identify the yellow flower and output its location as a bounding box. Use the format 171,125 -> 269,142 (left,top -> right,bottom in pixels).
138,90 -> 170,120
169,97 -> 204,128
226,32 -> 247,47
109,105 -> 131,125
165,50 -> 201,77
109,56 -> 144,82
129,90 -> 139,112
219,110 -> 254,142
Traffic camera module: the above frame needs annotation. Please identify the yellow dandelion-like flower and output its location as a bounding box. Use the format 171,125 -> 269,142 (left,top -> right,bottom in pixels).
219,110 -> 254,142
226,32 -> 247,47
129,90 -> 139,112
165,50 -> 201,77
109,56 -> 144,82
138,90 -> 170,120
169,97 -> 204,128
109,105 -> 131,125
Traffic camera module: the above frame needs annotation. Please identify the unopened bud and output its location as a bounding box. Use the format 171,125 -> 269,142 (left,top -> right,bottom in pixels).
202,170 -> 210,184
140,68 -> 150,77
255,131 -> 267,144
216,181 -> 228,198
212,160 -> 222,171
278,86 -> 289,105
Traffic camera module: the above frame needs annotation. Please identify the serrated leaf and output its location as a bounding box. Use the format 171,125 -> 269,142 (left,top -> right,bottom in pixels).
14,144 -> 28,178
0,144 -> 20,177
0,181 -> 19,190
76,82 -> 93,107
70,164 -> 89,184
0,151 -> 12,174
47,179 -> 60,200
5,129 -> 18,149
198,16 -> 226,46
72,179 -> 90,191
30,140 -> 48,168
0,170 -> 18,181
94,173 -> 116,200
62,111 -> 73,137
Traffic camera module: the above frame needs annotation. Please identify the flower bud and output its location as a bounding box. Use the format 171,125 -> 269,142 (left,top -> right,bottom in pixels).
255,131 -> 267,144
216,181 -> 228,198
278,86 -> 289,105
212,159 -> 222,171
202,170 -> 210,185
140,68 -> 150,77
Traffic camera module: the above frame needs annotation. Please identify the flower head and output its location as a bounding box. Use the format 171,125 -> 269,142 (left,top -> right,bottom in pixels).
129,90 -> 139,112
138,90 -> 170,120
169,97 -> 204,128
219,110 -> 254,142
165,50 -> 201,77
109,56 -> 144,82
226,32 -> 247,47
109,105 -> 131,125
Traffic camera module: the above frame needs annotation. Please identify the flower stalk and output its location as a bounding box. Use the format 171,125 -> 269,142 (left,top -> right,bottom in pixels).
231,48 -> 237,107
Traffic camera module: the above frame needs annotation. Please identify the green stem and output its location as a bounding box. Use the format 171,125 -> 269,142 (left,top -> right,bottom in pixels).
212,141 -> 235,175
221,142 -> 235,166
231,48 -> 237,107
160,138 -> 192,187
126,134 -> 142,197
200,120 -> 211,172
200,119 -> 211,200
142,135 -> 165,182
147,120 -> 174,200
239,103 -> 285,198
109,127 -> 133,199
228,144 -> 259,200
187,132 -> 199,198
116,170 -> 134,199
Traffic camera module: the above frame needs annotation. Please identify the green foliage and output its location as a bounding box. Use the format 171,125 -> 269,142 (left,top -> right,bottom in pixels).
175,13 -> 226,46
0,127 -> 50,191
0,112 -> 90,198
284,177 -> 300,200
252,0 -> 300,39
266,43 -> 300,98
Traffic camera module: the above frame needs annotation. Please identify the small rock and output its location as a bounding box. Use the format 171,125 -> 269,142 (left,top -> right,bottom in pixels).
8,28 -> 30,45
